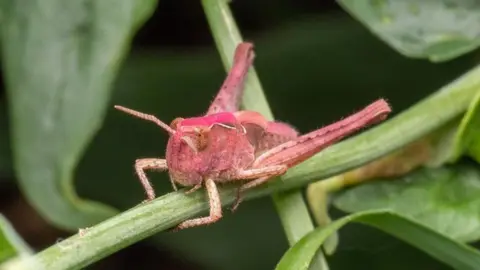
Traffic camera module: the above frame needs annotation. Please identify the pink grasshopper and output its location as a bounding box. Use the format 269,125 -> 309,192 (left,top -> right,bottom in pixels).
114,42 -> 391,230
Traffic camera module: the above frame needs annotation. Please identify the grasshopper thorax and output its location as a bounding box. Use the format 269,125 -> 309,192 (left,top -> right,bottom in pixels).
165,112 -> 255,186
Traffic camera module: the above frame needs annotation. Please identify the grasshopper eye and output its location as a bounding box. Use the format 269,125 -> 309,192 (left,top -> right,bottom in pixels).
170,117 -> 184,129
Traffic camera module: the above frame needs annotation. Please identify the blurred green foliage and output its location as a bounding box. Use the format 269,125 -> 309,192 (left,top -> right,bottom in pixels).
1,0 -> 158,229
0,214 -> 31,263
277,210 -> 480,270
453,91 -> 480,163
338,0 -> 480,62
334,164 -> 480,242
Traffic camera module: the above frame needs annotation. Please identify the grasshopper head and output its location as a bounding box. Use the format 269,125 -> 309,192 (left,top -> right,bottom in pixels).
169,112 -> 238,153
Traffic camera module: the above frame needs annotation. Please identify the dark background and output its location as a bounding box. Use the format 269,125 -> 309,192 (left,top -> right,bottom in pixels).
0,0 -> 475,269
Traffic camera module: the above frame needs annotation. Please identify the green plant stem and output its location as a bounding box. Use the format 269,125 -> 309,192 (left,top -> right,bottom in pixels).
201,0 -> 325,266
273,192 -> 329,269
31,21 -> 480,270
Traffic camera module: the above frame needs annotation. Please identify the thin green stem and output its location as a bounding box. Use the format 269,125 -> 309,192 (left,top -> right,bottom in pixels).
273,192 -> 329,269
273,192 -> 315,244
201,0 -> 325,267
32,62 -> 480,270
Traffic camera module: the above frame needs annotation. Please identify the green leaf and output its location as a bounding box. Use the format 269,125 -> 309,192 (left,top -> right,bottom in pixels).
0,0 -> 157,230
275,210 -> 480,270
333,165 -> 480,242
337,0 -> 480,62
0,215 -> 32,264
452,90 -> 480,162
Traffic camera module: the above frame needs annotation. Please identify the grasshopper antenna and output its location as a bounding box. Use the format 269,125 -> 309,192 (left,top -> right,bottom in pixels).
114,105 -> 176,135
